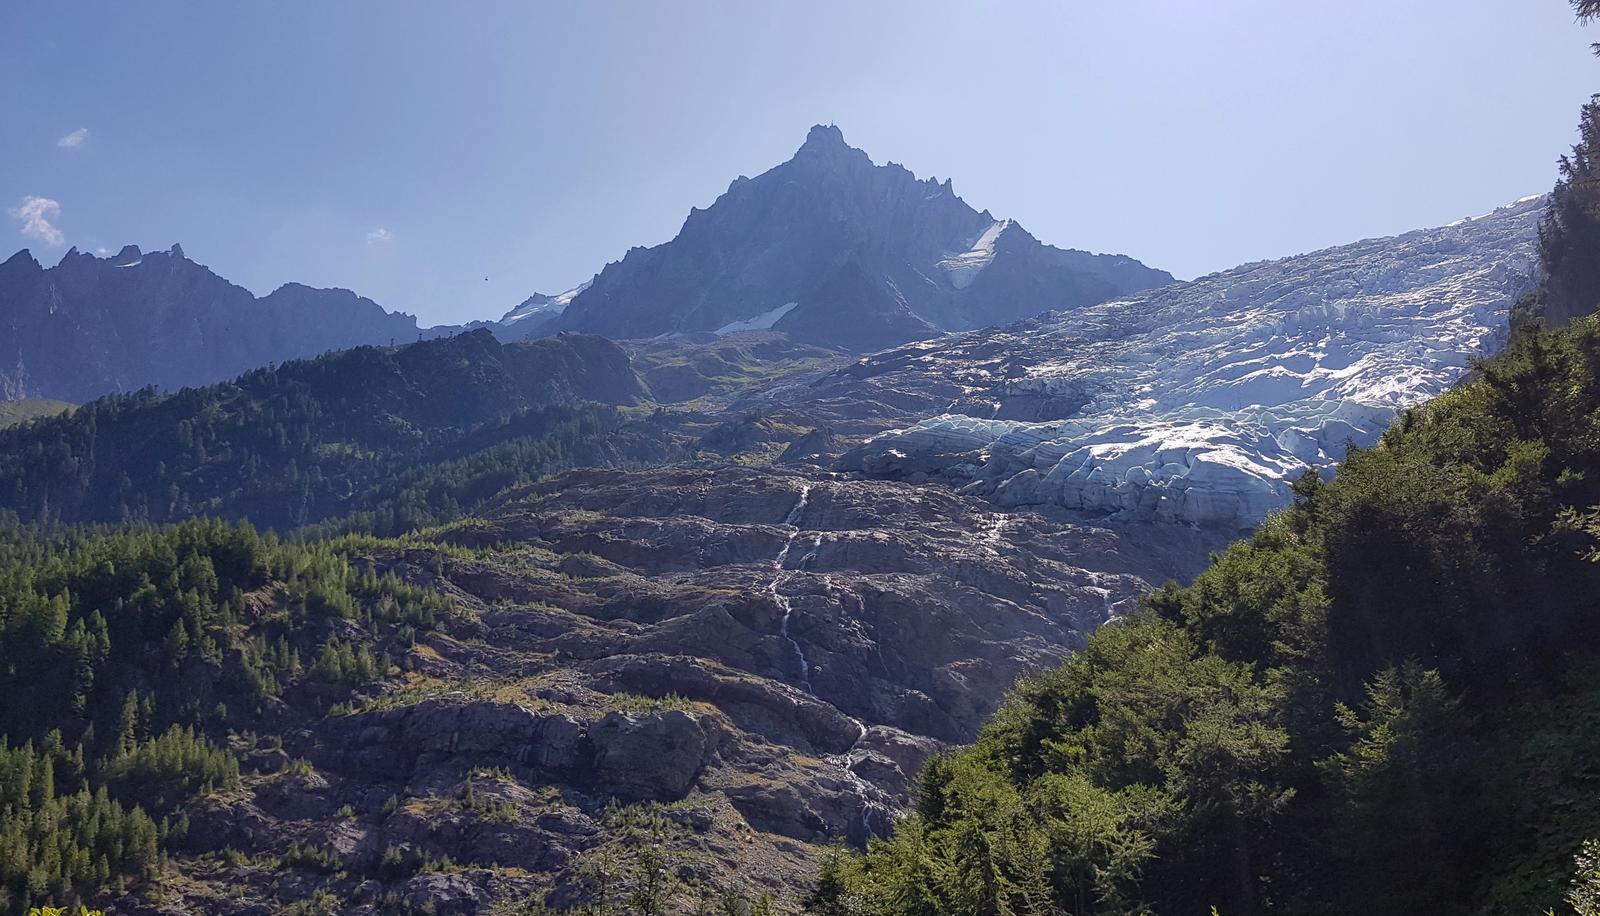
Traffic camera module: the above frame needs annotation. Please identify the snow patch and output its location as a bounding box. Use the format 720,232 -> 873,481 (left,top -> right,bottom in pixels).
501,281 -> 592,324
716,301 -> 799,335
937,219 -> 1008,290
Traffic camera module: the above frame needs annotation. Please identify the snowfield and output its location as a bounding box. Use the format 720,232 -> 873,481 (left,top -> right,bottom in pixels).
937,219 -> 1010,290
717,301 -> 800,335
845,196 -> 1544,529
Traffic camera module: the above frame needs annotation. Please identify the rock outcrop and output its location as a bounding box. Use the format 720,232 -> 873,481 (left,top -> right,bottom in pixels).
772,262 -> 938,353
589,709 -> 720,801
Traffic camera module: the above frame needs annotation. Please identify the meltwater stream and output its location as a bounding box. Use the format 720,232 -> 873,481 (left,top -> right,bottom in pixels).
771,485 -> 813,691
769,484 -> 894,839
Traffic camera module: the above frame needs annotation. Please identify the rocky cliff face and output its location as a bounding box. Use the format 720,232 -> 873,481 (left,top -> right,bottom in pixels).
0,244 -> 434,402
771,262 -> 938,353
553,126 -> 1172,347
745,196 -> 1544,530
137,464 -> 1199,913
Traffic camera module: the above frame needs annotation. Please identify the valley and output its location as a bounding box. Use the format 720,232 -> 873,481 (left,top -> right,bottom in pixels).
0,178 -> 1549,911
1,65 -> 1596,913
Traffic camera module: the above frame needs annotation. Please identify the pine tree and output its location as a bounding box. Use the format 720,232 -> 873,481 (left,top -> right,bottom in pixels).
1525,99 -> 1600,326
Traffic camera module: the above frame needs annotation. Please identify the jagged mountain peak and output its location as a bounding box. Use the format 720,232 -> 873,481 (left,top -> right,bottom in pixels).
552,125 -> 1172,346
0,249 -> 40,274
50,243 -> 196,273
490,281 -> 594,339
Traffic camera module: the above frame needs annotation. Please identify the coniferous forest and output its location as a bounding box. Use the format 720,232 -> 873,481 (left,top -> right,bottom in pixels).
0,520 -> 451,911
0,330 -> 670,534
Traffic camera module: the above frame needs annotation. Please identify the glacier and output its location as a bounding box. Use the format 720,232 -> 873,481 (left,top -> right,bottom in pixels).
842,196 -> 1544,530
500,280 -> 593,326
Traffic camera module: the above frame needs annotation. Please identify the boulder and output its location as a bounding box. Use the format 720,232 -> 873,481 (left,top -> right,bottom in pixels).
403,872 -> 489,915
589,708 -> 717,801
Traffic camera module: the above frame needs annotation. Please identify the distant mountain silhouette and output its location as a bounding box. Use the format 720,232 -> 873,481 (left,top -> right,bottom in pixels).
0,244 -> 434,402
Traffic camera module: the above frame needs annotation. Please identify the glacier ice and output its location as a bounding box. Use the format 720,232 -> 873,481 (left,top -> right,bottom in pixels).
848,196 -> 1544,529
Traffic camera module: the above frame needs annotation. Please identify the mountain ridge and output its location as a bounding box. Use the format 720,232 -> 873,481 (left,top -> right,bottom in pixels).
0,243 -> 442,402
0,125 -> 1171,397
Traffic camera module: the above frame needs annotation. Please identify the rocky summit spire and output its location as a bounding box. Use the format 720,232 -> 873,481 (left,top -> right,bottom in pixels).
790,123 -> 869,171
800,123 -> 848,152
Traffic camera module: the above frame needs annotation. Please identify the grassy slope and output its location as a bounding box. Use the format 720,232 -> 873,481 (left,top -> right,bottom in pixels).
0,399 -> 73,428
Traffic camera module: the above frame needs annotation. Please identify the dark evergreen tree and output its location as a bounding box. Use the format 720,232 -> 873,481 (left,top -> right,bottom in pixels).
1523,99 -> 1600,326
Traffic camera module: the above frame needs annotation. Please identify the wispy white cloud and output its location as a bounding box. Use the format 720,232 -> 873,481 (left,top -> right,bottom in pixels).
9,196 -> 65,247
56,128 -> 89,149
366,227 -> 393,246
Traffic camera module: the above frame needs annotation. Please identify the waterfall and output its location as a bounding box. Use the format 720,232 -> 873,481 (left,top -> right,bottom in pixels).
771,484 -> 893,839
770,485 -> 812,691
828,718 -> 894,840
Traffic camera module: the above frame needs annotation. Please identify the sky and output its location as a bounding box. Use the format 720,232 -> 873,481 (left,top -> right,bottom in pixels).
1,2 -> 1595,327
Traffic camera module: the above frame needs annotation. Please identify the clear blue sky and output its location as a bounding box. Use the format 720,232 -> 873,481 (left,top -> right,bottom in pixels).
1,1 -> 1595,326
